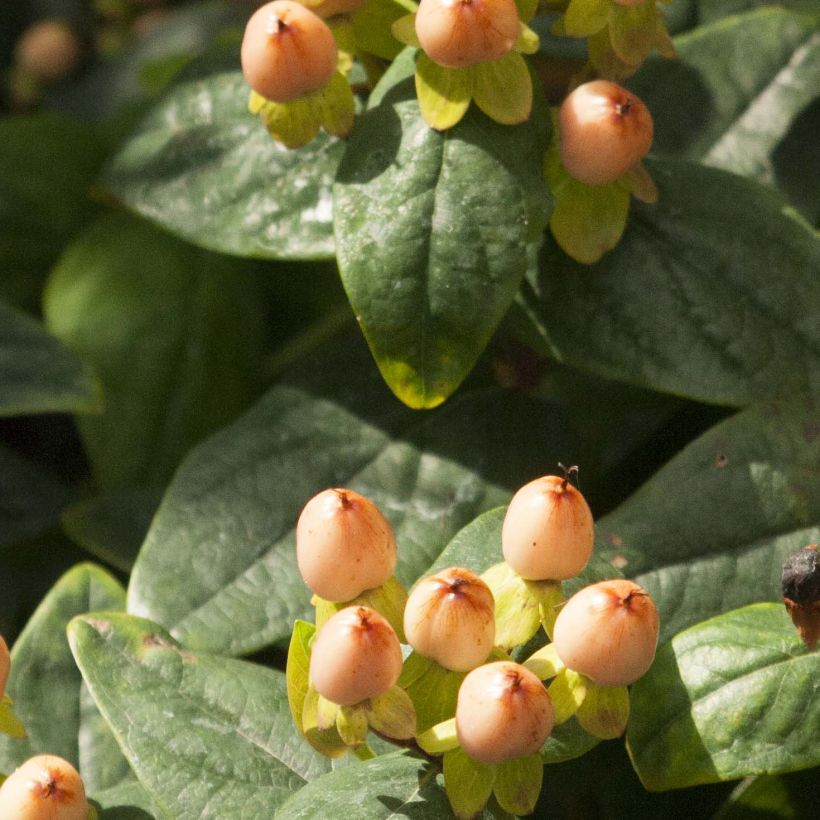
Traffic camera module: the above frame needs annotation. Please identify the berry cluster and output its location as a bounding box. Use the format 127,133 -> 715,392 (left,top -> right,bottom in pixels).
289,471 -> 660,817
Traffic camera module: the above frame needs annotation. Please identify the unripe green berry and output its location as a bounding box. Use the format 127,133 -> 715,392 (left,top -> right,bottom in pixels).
309,606 -> 403,706
553,579 -> 660,686
415,0 -> 520,69
0,754 -> 89,820
456,661 -> 553,764
502,473 -> 594,580
241,0 -> 338,103
404,567 -> 495,672
296,488 -> 397,602
559,80 -> 653,185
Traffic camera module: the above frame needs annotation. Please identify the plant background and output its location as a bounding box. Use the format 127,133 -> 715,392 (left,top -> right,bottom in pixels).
0,0 -> 818,818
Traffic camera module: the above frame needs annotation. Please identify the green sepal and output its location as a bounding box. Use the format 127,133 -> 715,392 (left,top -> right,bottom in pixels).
514,0 -> 538,24
417,717 -> 459,756
608,0 -> 665,67
575,682 -> 630,739
524,642 -> 565,680
398,651 -> 465,733
0,695 -> 26,739
548,668 -> 589,724
493,753 -> 543,816
367,684 -> 416,740
354,0 -> 418,60
515,22 -> 541,55
317,693 -> 341,731
546,139 -> 631,265
620,161 -> 659,204
472,52 -> 532,126
286,619 -> 315,734
87,806 -> 100,820
301,688 -> 349,757
337,704 -> 370,746
390,13 -> 421,49
443,747 -> 497,819
415,54 -> 473,130
313,575 -> 408,640
482,562 -> 564,649
564,0 -> 610,37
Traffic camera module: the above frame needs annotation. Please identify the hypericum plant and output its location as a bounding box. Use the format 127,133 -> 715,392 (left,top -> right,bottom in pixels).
0,755 -> 90,820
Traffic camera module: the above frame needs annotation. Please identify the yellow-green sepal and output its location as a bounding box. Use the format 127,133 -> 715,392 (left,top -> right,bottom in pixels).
354,0 -> 418,59
286,619 -> 315,733
524,641 -> 565,680
367,684 -> 417,740
515,0 -> 538,24
313,575 -> 408,639
416,54 -> 472,130
548,667 -> 589,724
575,682 -> 630,739
87,805 -> 100,820
443,747 -> 497,819
493,753 -> 543,816
301,688 -> 349,757
391,13 -> 421,49
608,0 -> 675,67
515,22 -> 540,55
398,651 -> 465,733
482,561 -> 564,649
620,161 -> 659,203
545,137 -> 631,265
336,703 -> 369,746
563,0 -> 610,37
0,695 -> 26,739
417,717 -> 459,755
472,52 -> 532,125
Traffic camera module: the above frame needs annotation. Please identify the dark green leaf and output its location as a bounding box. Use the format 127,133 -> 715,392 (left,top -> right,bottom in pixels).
68,612 -> 330,819
334,77 -> 552,408
594,400 -> 820,642
62,489 -> 163,572
44,212 -> 267,489
103,50 -> 342,261
0,564 -> 130,793
127,334 -> 579,656
0,301 -> 100,416
0,114 -> 105,313
712,768 -> 820,820
93,779 -> 162,820
627,603 -> 820,789
275,751 -> 454,819
0,443 -> 73,547
527,160 -> 820,406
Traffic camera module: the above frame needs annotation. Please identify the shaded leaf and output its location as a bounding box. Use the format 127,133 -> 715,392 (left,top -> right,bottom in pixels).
627,603 -> 820,789
44,212 -> 267,489
103,50 -> 342,260
0,301 -> 100,417
69,612 -> 330,820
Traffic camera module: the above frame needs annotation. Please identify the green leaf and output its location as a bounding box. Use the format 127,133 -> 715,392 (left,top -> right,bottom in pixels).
44,211 -> 267,489
594,400 -> 820,642
712,768 -> 820,820
0,301 -> 100,417
0,564 -> 131,793
103,50 -> 343,261
276,750 -> 455,818
0,443 -> 73,548
92,779 -> 163,820
627,603 -> 820,789
62,489 -> 163,572
528,159 -> 820,406
630,8 -> 819,163
334,78 -> 551,407
68,612 -> 331,819
0,114 -> 106,313
127,334 -> 579,656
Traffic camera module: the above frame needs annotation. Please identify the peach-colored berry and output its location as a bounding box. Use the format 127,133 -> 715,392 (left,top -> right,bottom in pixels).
0,754 -> 89,820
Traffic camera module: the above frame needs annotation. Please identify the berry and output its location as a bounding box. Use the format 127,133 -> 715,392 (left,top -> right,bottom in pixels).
15,21 -> 82,85
309,606 -> 403,706
782,544 -> 820,649
553,579 -> 659,686
296,488 -> 397,602
404,567 -> 495,672
456,661 -> 553,764
240,1 -> 338,103
501,469 -> 594,580
0,755 -> 89,820
0,634 -> 9,697
415,0 -> 520,69
559,80 -> 653,185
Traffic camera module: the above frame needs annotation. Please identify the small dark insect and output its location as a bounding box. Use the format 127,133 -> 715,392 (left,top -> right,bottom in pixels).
782,544 -> 820,649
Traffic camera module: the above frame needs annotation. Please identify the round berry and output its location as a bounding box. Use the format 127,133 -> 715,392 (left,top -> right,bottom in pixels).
15,21 -> 82,85
240,0 -> 338,103
309,606 -> 403,706
501,472 -> 594,581
296,488 -> 397,602
456,661 -> 553,764
559,80 -> 653,185
404,567 -> 495,672
415,0 -> 520,69
0,754 -> 89,820
553,579 -> 660,686
0,634 -> 9,698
